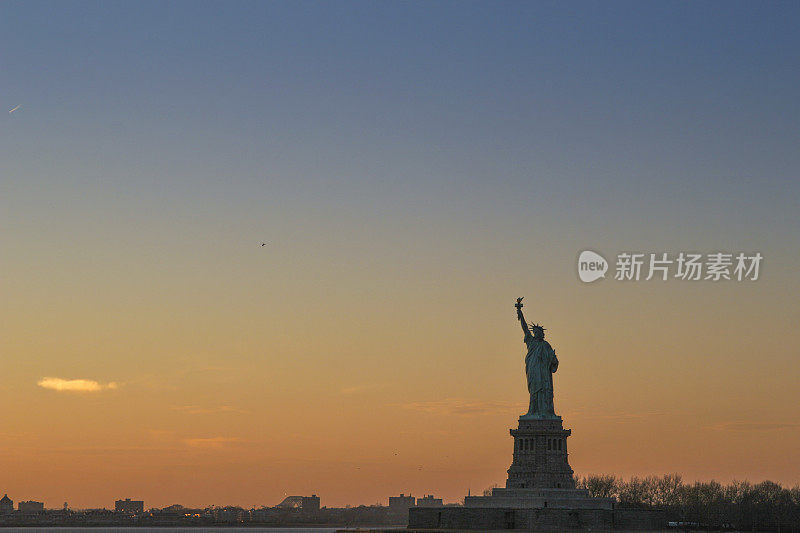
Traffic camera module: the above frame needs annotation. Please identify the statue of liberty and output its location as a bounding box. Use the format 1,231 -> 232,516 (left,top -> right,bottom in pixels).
515,297 -> 559,419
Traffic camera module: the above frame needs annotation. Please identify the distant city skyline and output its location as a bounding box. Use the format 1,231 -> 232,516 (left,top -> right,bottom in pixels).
1,0 -> 799,509
0,490 -> 441,511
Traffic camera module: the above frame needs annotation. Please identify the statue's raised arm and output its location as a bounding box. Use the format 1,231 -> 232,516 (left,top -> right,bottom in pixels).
515,297 -> 531,337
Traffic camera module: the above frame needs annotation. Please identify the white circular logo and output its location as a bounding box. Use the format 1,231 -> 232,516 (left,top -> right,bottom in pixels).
578,251 -> 608,282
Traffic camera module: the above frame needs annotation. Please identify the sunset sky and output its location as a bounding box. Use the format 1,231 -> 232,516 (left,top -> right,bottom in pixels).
1,1 -> 799,510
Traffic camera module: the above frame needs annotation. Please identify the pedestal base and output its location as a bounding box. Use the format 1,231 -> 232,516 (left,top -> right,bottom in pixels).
465,487 -> 614,510
408,506 -> 667,530
462,417 -> 613,511
407,414 -> 667,529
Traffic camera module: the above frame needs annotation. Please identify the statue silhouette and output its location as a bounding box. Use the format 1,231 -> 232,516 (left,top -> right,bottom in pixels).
515,298 -> 559,419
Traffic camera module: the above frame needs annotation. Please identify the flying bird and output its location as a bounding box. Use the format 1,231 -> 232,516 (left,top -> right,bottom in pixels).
8,105 -> 21,114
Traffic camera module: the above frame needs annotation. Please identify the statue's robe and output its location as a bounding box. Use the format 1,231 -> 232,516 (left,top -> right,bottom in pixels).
523,332 -> 559,418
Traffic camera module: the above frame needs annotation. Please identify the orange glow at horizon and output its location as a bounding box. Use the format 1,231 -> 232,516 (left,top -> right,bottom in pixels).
2,250 -> 798,508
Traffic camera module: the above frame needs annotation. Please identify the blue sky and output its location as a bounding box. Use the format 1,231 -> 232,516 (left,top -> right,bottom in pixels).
2,2 -> 798,242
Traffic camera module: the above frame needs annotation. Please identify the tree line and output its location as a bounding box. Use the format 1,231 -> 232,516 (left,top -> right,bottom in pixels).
575,474 -> 800,531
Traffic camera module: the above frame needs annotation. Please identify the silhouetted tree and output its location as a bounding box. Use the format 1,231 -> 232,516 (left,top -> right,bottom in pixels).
576,474 -> 618,499
576,474 -> 800,531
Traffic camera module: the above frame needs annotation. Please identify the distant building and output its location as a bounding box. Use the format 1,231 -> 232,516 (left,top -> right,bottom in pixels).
115,498 -> 144,514
211,506 -> 247,523
18,501 -> 45,513
276,495 -> 320,511
0,494 -> 13,514
388,494 -> 415,513
159,504 -> 187,514
416,494 -> 443,507
154,504 -> 206,518
301,494 -> 320,512
251,507 -> 276,522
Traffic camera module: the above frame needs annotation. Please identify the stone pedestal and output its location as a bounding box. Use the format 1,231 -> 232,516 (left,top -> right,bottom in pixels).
507,416 -> 575,490
408,413 -> 665,528
463,416 -> 613,511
